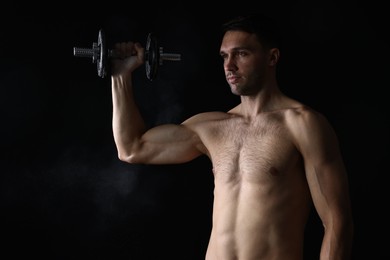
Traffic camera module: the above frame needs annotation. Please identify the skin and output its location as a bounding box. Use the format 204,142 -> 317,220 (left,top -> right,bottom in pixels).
110,29 -> 354,259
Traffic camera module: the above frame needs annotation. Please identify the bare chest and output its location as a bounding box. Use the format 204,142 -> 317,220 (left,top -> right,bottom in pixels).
204,117 -> 300,183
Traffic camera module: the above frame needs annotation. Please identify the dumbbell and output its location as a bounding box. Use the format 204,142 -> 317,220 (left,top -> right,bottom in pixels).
73,29 -> 181,80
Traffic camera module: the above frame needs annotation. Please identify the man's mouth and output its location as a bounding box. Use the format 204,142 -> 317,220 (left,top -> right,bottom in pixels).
227,76 -> 240,84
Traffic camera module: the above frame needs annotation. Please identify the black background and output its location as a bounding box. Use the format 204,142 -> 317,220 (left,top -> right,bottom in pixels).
1,2 -> 389,259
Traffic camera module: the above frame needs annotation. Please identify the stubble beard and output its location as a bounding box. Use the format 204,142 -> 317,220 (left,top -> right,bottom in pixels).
229,79 -> 256,96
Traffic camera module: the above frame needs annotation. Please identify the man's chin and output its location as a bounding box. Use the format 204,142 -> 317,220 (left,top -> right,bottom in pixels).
230,86 -> 241,96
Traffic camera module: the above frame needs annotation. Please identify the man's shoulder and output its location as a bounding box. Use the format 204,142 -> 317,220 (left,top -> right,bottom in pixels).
285,105 -> 326,123
182,111 -> 232,125
284,104 -> 333,138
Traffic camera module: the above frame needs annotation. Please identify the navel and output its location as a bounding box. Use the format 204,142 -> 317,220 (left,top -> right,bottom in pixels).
269,166 -> 280,176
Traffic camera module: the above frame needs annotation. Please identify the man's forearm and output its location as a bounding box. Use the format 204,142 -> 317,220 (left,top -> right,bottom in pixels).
111,75 -> 146,160
320,222 -> 354,260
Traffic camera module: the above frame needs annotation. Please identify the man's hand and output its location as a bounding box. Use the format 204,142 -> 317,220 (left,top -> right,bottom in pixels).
111,42 -> 145,77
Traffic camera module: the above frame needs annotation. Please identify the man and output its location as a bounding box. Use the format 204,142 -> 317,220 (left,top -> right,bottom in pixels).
110,14 -> 354,260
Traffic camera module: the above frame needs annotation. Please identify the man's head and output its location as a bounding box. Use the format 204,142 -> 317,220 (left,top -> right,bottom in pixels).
220,14 -> 282,96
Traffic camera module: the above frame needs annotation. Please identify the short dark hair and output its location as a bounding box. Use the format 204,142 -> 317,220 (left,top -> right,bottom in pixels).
222,14 -> 282,50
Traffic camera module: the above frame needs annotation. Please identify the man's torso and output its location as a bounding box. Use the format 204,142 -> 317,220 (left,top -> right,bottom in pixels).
197,108 -> 312,260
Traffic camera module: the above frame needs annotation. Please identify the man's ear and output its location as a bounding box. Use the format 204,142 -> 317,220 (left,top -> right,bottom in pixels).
269,48 -> 280,66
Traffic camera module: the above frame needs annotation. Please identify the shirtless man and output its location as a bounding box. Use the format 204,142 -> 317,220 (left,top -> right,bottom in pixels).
110,14 -> 354,260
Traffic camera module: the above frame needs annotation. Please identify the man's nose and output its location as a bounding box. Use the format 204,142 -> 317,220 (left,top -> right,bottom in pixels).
224,57 -> 237,71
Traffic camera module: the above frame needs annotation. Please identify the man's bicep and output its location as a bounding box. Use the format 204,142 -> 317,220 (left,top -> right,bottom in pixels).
305,156 -> 349,218
139,124 -> 203,164
293,110 -> 350,220
301,123 -> 350,225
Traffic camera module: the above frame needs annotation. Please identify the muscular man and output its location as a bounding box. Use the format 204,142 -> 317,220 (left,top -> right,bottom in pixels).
110,14 -> 354,260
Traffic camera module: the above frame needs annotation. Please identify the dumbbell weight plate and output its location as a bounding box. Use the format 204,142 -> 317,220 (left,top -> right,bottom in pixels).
97,29 -> 107,78
145,32 -> 159,81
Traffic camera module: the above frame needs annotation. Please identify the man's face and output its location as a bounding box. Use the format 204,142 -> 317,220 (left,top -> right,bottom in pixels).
220,30 -> 270,96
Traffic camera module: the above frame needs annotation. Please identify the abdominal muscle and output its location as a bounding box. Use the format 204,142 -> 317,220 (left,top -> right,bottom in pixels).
205,168 -> 311,260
